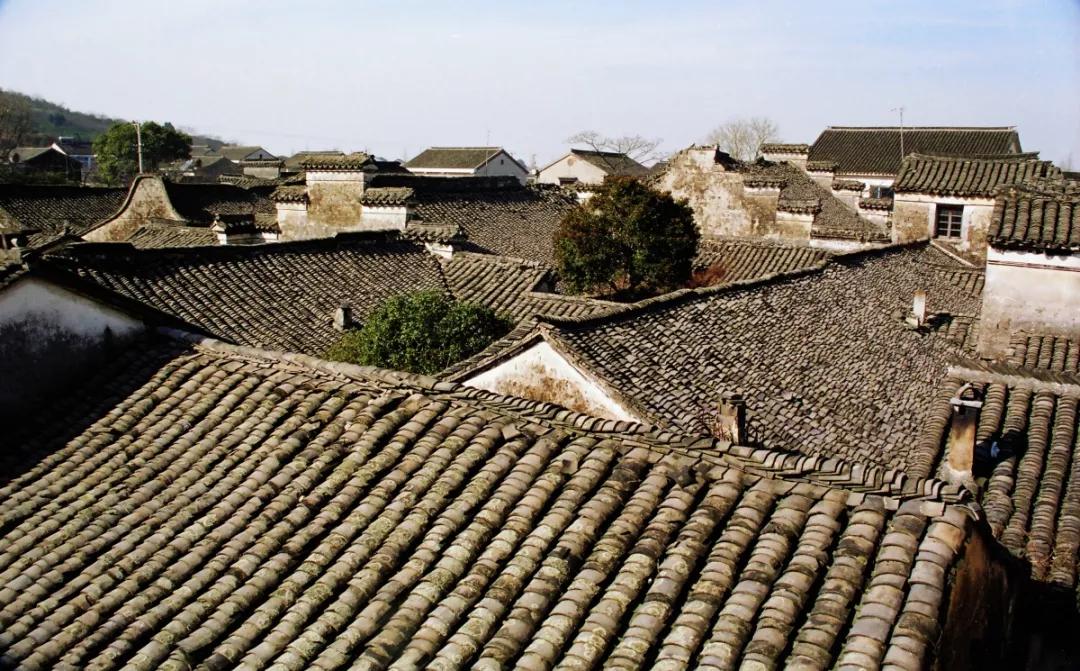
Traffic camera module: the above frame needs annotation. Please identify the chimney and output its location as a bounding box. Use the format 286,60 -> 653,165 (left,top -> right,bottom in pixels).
946,383 -> 983,479
905,289 -> 928,328
717,392 -> 747,444
334,305 -> 352,331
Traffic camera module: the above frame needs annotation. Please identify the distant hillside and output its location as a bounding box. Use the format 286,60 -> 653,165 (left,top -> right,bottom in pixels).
1,88 -> 230,149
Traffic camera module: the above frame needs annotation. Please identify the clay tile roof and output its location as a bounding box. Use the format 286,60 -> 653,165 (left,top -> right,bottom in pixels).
988,184 -> 1080,253
284,150 -> 345,171
805,160 -> 838,172
359,186 -> 415,206
42,233 -> 449,353
300,152 -> 374,170
442,252 -> 619,322
832,179 -> 866,192
1006,331 -> 1080,373
566,149 -> 649,177
500,245 -> 981,470
405,146 -> 505,170
859,196 -> 894,211
810,126 -> 1022,176
401,220 -> 466,243
912,359 -> 1080,590
893,153 -> 1061,198
760,143 -> 810,154
406,182 -> 577,267
270,184 -> 309,203
693,238 -> 830,283
217,145 -> 275,161
161,181 -> 276,223
0,184 -> 126,249
0,333 -> 977,670
127,222 -> 219,248
750,162 -> 889,241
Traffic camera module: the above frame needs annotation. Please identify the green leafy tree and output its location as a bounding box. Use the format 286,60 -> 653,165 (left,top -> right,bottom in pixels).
555,176 -> 699,296
324,290 -> 512,375
93,121 -> 191,184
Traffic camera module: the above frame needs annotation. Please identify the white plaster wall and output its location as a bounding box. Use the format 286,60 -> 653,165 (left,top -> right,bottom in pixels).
360,206 -> 409,231
305,170 -> 368,186
464,340 -> 640,422
891,193 -> 993,255
475,152 -> 529,183
978,248 -> 1080,358
0,277 -> 146,418
537,155 -> 609,185
0,278 -> 143,340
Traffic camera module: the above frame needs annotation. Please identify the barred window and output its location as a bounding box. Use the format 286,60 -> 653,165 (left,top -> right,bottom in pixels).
935,205 -> 963,238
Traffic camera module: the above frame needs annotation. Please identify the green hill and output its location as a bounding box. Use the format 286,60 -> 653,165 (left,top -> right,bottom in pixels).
1,88 -> 230,148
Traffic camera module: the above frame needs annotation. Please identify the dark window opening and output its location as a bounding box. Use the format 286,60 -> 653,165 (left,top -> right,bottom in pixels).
935,204 -> 963,238
870,185 -> 894,199
559,177 -> 579,185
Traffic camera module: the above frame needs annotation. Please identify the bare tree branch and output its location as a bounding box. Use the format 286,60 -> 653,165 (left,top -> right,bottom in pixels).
566,130 -> 662,165
703,116 -> 780,162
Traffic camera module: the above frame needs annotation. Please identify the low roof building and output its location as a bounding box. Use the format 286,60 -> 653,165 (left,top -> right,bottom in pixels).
454,244 -> 984,470
405,146 -> 529,183
537,149 -> 649,186
0,331 -> 1012,670
807,126 -> 1022,178
0,183 -> 127,249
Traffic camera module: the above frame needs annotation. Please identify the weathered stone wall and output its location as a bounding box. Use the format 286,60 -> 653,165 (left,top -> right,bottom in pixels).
305,170 -> 366,232
0,277 -> 145,421
978,248 -> 1080,358
464,340 -> 639,422
84,176 -> 179,242
770,210 -> 814,240
275,201 -> 310,240
892,198 -> 932,244
892,194 -> 994,257
658,151 -> 777,238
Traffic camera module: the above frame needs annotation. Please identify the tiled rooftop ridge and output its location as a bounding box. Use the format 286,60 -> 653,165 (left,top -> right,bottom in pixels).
0,332 -> 979,670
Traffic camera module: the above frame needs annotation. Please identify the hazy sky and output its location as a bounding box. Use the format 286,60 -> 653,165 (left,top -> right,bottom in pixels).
1,0 -> 1077,166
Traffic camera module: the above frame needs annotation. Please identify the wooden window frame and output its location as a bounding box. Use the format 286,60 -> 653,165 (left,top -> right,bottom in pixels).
935,204 -> 964,239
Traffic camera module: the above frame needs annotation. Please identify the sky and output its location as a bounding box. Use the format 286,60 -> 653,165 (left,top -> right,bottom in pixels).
0,0 -> 1077,167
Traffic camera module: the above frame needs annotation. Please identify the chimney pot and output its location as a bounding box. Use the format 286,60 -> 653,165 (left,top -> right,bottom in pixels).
946,383 -> 983,481
334,305 -> 352,331
912,289 -> 927,327
717,392 -> 747,444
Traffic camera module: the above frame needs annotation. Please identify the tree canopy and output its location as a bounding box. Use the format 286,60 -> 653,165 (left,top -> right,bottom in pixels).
323,290 -> 512,375
555,177 -> 699,297
93,121 -> 191,184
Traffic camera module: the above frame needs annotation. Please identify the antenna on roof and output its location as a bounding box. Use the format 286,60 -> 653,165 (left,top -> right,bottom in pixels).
891,106 -> 906,159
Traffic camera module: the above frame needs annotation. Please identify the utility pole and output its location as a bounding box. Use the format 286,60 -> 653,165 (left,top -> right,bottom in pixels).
132,121 -> 144,173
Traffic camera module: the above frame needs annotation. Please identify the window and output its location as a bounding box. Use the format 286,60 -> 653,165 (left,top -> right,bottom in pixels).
869,185 -> 894,199
559,177 -> 579,185
935,205 -> 963,238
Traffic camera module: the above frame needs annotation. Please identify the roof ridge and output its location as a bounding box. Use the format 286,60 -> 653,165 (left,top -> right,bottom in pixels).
825,126 -> 1017,131
905,151 -> 1042,162
163,328 -> 973,506
538,259 -> 835,330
